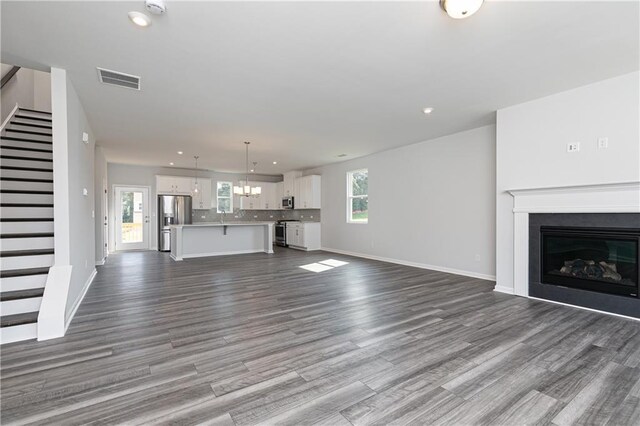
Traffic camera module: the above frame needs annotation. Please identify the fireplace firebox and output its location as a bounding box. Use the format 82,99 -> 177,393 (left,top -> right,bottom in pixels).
529,213 -> 640,318
540,227 -> 639,298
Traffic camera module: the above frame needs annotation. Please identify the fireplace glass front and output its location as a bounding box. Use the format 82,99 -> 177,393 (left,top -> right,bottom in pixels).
541,227 -> 639,298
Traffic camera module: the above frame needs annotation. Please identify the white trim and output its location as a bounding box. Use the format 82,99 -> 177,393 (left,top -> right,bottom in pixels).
0,103 -> 19,131
64,268 -> 97,332
528,296 -> 640,322
95,258 -> 106,266
321,247 -> 496,282
493,285 -> 515,295
112,184 -> 152,251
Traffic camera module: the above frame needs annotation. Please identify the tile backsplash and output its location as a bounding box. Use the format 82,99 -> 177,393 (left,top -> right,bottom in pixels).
193,208 -> 321,223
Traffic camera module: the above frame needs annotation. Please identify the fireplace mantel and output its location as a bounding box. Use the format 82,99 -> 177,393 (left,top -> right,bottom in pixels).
507,181 -> 640,298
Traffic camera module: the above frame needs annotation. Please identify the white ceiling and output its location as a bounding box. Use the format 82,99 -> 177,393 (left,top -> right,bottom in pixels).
1,1 -> 638,174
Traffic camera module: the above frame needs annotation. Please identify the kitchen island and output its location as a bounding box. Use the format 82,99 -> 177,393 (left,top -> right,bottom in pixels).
170,222 -> 274,261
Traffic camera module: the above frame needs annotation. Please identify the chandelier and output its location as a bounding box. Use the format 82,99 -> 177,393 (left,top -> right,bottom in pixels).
233,141 -> 262,197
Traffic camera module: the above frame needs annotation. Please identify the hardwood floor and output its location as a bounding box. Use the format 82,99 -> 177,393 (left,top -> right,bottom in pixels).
2,248 -> 640,425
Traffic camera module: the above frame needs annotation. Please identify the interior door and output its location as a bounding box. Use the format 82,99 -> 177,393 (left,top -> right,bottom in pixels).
115,186 -> 150,250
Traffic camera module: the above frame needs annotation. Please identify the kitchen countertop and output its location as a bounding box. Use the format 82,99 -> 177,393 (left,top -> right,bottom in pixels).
171,222 -> 275,228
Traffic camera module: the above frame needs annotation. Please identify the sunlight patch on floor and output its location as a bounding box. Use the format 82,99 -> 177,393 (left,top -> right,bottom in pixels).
299,259 -> 350,273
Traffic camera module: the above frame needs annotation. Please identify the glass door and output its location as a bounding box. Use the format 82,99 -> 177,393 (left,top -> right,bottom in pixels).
115,186 -> 150,250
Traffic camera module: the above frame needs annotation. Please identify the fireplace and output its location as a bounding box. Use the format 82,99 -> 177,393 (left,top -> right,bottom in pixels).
529,213 -> 640,318
540,227 -> 639,297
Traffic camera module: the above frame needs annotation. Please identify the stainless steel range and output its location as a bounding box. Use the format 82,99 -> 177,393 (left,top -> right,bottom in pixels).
275,220 -> 299,247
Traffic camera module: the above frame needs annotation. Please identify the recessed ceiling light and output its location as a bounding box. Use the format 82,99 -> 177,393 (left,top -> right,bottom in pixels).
128,11 -> 152,27
338,154 -> 347,157
440,0 -> 484,19
177,151 -> 183,155
423,107 -> 434,115
250,169 -> 254,172
273,161 -> 278,165
169,162 -> 174,166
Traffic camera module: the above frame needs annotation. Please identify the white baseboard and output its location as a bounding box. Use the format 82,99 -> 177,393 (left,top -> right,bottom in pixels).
64,268 -> 97,332
95,258 -> 106,266
493,285 -> 515,295
528,296 -> 640,322
321,247 -> 496,282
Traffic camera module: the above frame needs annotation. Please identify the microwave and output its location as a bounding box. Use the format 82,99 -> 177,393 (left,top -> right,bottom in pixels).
282,196 -> 294,209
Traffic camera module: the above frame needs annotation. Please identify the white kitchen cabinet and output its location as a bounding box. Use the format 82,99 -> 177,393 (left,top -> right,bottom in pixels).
283,171 -> 301,197
156,175 -> 195,195
294,175 -> 321,209
276,182 -> 284,205
191,178 -> 212,210
238,181 -> 281,210
286,222 -> 321,250
240,195 -> 261,210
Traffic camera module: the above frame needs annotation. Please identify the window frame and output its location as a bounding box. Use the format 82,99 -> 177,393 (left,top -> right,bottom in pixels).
216,181 -> 233,213
347,169 -> 368,224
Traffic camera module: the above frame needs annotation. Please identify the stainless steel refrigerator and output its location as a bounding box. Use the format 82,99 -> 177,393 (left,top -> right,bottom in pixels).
158,195 -> 192,252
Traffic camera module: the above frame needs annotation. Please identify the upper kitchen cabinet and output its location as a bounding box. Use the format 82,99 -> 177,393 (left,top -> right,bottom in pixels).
192,178 -> 212,210
238,181 -> 280,210
156,175 -> 193,195
283,171 -> 301,197
156,175 -> 212,209
294,175 -> 321,209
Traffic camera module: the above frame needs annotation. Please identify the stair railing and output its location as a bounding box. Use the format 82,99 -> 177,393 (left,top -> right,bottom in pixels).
1,65 -> 21,89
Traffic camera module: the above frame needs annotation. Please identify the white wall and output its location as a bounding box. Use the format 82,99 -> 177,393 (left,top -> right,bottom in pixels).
310,125 -> 496,280
1,67 -> 51,122
496,71 -> 640,293
107,163 -> 281,251
63,72 -> 96,320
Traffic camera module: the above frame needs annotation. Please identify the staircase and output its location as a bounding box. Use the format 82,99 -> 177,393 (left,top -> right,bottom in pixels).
0,106 -> 54,344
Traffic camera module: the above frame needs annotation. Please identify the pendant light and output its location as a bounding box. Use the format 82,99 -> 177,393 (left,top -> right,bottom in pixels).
440,0 -> 484,19
233,142 -> 262,197
193,155 -> 199,194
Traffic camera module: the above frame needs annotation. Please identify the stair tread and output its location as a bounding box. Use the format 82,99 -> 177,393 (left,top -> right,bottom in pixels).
0,155 -> 53,162
0,165 -> 53,172
1,203 -> 54,207
5,129 -> 52,137
1,136 -> 52,145
0,267 -> 50,278
0,311 -> 38,327
1,288 -> 44,301
0,177 -> 54,183
0,249 -> 54,257
10,121 -> 52,129
0,190 -> 54,194
0,218 -> 54,222
0,191 -> 53,196
0,233 -> 54,239
14,114 -> 52,122
1,145 -> 53,153
18,108 -> 51,115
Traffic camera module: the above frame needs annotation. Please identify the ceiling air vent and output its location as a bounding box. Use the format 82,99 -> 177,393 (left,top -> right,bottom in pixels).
97,67 -> 141,90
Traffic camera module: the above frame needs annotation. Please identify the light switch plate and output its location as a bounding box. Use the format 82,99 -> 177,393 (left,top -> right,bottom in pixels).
598,137 -> 609,149
567,142 -> 580,153
83,188 -> 88,196
82,132 -> 89,144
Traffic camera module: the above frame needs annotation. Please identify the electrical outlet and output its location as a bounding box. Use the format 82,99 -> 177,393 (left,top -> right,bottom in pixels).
598,137 -> 609,149
201,215 -> 205,219
567,143 -> 580,153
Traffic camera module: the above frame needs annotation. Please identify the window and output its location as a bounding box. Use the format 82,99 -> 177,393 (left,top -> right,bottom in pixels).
347,169 -> 368,223
217,181 -> 233,213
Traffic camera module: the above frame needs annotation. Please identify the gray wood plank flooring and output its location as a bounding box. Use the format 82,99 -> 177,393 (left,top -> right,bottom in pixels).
2,248 -> 640,425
